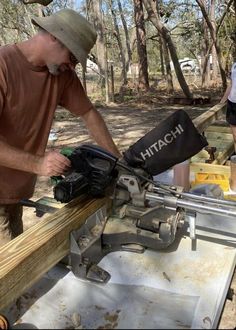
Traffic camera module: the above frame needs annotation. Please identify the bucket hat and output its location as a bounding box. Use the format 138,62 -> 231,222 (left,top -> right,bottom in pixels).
31,8 -> 97,70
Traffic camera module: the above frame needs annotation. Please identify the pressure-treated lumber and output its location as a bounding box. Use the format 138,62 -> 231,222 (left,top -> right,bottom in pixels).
205,131 -> 233,142
193,102 -> 226,133
192,110 -> 233,166
0,195 -> 111,311
212,145 -> 235,164
190,162 -> 230,176
191,139 -> 234,165
205,126 -> 232,134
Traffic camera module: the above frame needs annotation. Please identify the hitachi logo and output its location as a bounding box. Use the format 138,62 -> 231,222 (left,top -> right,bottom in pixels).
140,124 -> 184,160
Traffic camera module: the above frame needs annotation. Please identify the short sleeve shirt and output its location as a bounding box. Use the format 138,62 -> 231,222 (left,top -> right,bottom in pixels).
0,44 -> 93,203
228,62 -> 236,103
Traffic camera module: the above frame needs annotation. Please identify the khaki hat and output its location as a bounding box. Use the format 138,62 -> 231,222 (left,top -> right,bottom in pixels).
31,9 -> 97,70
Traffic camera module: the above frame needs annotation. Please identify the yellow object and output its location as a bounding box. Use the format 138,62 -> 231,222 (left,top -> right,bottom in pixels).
223,193 -> 236,201
191,172 -> 230,192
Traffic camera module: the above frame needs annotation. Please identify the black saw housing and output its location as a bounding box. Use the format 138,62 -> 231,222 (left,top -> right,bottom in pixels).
53,144 -> 118,203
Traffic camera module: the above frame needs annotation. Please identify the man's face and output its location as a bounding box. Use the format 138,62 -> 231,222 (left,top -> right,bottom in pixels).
46,38 -> 78,76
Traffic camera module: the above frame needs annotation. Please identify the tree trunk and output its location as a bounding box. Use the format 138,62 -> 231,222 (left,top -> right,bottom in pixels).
163,38 -> 174,93
196,0 -> 227,90
209,0 -> 218,83
143,0 -> 192,98
159,36 -> 165,76
156,0 -> 173,93
109,0 -> 127,86
117,0 -> 132,78
201,10 -> 211,88
133,0 -> 149,91
211,45 -> 218,83
90,0 -> 107,90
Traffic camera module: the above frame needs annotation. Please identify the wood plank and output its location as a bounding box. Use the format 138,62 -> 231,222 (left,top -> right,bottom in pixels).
212,144 -> 235,164
203,139 -> 233,148
190,162 -> 230,176
191,150 -> 210,162
0,195 -> 111,311
191,116 -> 234,165
191,143 -> 234,165
204,133 -> 233,142
205,126 -> 231,133
193,103 -> 226,133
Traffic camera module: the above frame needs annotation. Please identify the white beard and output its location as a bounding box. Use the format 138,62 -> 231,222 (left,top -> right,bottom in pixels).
47,63 -> 60,76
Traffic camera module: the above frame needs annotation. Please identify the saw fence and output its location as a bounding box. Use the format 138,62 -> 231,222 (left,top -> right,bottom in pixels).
0,102 -> 227,313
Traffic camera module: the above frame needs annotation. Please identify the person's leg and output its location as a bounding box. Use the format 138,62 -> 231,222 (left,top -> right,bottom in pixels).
226,100 -> 236,152
0,204 -> 23,247
0,205 -> 12,246
230,125 -> 236,152
8,204 -> 23,238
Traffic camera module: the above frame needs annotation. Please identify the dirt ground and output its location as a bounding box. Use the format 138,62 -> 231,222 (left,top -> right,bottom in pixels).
22,92 -> 235,329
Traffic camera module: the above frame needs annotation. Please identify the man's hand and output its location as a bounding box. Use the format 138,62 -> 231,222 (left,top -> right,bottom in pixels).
37,150 -> 71,176
220,82 -> 232,104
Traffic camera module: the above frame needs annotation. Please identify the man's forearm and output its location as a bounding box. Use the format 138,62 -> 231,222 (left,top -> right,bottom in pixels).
0,140 -> 41,173
82,107 -> 121,158
220,82 -> 231,103
0,140 -> 71,176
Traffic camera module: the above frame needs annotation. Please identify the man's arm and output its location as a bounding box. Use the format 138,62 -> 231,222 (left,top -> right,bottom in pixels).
0,140 -> 70,176
81,107 -> 121,158
220,81 -> 232,103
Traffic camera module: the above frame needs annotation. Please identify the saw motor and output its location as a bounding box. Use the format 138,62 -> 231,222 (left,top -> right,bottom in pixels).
53,144 -> 119,203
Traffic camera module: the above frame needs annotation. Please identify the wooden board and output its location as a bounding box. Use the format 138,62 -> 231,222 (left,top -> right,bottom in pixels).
191,124 -> 234,165
190,162 -> 230,176
192,102 -> 226,133
205,126 -> 232,133
0,195 -> 111,311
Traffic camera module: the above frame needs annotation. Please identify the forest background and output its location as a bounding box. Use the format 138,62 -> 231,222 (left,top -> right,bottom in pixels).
0,0 -> 235,104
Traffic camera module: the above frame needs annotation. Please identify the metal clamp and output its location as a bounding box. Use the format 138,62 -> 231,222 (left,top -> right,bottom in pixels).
186,211 -> 197,240
68,206 -> 111,283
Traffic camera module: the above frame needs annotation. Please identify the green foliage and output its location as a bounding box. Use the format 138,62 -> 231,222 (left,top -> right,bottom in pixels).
0,0 -> 75,45
0,0 -> 235,92
171,2 -> 203,60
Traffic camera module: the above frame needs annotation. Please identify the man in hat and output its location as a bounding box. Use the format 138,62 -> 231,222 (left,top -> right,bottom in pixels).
0,8 -> 120,246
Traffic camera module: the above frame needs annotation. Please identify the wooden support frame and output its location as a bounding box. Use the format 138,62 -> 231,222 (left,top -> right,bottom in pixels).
0,196 -> 111,311
0,101 -> 228,313
192,102 -> 226,133
190,162 -> 230,176
191,125 -> 234,165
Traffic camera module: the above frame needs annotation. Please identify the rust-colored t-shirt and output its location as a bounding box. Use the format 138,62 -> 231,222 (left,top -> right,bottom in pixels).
0,44 -> 93,203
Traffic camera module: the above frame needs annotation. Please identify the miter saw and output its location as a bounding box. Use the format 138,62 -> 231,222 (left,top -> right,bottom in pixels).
3,110 -> 233,330
20,110 -> 236,284
49,141 -> 236,284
